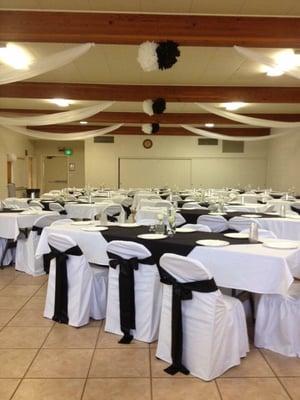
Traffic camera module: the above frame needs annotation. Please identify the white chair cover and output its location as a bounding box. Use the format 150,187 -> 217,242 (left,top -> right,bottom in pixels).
136,207 -> 165,224
44,233 -> 108,327
105,240 -> 162,343
255,281 -> 300,357
156,253 -> 249,380
175,213 -> 186,227
28,200 -> 44,209
182,223 -> 212,232
229,216 -> 262,232
0,239 -> 13,266
15,214 -> 62,276
197,215 -> 229,232
50,218 -> 73,226
101,204 -> 125,223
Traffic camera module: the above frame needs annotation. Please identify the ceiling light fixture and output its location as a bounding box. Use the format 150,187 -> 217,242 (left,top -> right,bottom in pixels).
223,102 -> 246,111
49,98 -> 72,107
265,67 -> 284,77
79,121 -> 88,125
205,123 -> 215,128
0,43 -> 32,70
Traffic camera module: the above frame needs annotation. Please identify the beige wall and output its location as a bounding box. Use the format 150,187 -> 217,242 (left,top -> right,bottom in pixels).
266,129 -> 300,192
0,126 -> 35,199
33,140 -> 85,192
85,135 -> 268,189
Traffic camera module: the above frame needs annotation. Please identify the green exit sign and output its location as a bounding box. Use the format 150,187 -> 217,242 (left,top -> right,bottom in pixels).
64,148 -> 73,156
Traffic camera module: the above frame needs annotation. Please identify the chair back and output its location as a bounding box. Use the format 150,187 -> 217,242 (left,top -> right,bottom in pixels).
107,240 -> 153,261
197,215 -> 228,232
50,218 -> 73,226
49,202 -> 65,212
182,202 -> 202,209
183,223 -> 211,232
229,216 -> 262,232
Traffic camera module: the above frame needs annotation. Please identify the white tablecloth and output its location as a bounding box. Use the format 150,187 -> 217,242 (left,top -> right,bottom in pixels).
3,198 -> 30,209
258,217 -> 300,241
0,211 -> 58,240
36,223 -> 300,295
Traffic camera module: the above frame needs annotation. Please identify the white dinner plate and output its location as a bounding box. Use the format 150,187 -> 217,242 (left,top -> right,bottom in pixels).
71,221 -> 93,225
208,212 -> 227,216
118,223 -> 140,227
137,234 -> 167,240
196,239 -> 230,247
224,232 -> 249,239
81,226 -> 108,232
262,240 -> 299,250
176,227 -> 197,233
241,214 -> 262,218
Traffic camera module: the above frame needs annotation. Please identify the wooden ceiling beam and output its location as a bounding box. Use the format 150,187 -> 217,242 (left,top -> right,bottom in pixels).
2,108 -> 300,125
2,82 -> 300,103
29,125 -> 270,137
1,11 -> 300,47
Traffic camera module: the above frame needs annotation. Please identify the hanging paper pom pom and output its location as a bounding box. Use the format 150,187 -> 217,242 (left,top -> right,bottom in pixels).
151,123 -> 160,133
143,100 -> 154,116
152,98 -> 166,114
141,123 -> 160,134
142,124 -> 153,134
137,41 -> 159,72
156,41 -> 180,70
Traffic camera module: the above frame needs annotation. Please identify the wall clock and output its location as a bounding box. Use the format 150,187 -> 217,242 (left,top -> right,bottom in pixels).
143,139 -> 153,149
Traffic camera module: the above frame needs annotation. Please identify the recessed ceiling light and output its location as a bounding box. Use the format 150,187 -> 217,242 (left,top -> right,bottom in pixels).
49,98 -> 72,107
265,67 -> 284,77
0,43 -> 32,70
80,121 -> 88,125
223,102 -> 246,111
205,123 -> 215,128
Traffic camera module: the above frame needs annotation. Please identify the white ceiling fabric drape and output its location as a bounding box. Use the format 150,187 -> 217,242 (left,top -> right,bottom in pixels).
0,102 -> 114,126
181,125 -> 294,142
197,103 -> 300,128
234,46 -> 300,80
0,43 -> 94,85
3,123 -> 123,141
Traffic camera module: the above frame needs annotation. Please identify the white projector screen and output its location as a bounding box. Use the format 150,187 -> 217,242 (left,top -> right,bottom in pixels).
119,158 -> 192,189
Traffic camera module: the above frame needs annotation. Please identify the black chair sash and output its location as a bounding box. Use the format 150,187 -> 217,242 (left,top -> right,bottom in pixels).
107,250 -> 155,344
48,244 -> 83,324
107,212 -> 120,222
160,268 -> 218,376
32,225 -> 43,236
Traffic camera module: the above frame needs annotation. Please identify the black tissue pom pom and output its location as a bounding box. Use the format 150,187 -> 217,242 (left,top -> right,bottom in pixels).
152,123 -> 160,133
156,41 -> 180,70
152,98 -> 166,114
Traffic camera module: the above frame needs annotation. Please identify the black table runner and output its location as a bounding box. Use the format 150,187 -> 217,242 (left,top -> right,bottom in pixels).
179,209 -> 282,224
102,226 -> 257,266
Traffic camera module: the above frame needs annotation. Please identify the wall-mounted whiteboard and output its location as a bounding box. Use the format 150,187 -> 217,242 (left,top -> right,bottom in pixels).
119,158 -> 192,189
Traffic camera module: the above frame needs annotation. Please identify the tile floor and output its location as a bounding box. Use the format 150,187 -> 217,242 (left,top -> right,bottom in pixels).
0,266 -> 299,400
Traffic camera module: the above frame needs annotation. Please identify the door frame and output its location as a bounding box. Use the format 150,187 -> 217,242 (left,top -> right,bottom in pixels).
42,155 -> 69,193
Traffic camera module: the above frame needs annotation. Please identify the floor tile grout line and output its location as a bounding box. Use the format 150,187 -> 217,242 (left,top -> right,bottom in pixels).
215,379 -> 224,400
258,350 -> 294,400
149,344 -> 153,400
8,321 -> 57,400
0,278 -> 46,332
80,321 -> 103,400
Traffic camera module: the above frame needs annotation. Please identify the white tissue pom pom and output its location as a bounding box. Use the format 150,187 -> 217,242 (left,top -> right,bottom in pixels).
143,99 -> 154,116
142,124 -> 152,134
137,41 -> 159,72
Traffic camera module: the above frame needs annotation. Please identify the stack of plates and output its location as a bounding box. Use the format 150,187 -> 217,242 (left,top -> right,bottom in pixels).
224,232 -> 249,239
137,234 -> 167,240
176,227 -> 197,233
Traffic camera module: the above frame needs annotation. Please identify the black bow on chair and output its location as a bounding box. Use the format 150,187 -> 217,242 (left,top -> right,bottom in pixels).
107,212 -> 120,222
160,269 -> 218,376
48,244 -> 83,324
32,225 -> 43,236
107,251 -> 154,344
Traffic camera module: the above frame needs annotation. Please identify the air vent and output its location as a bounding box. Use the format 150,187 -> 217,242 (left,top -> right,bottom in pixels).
222,141 -> 244,153
94,136 -> 115,143
198,138 -> 218,146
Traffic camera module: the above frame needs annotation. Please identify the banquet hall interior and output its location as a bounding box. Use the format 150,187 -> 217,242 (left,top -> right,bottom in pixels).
1,1 -> 300,399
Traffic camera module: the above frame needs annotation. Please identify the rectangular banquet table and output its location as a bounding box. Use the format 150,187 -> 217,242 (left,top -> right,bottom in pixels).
0,210 -> 58,240
36,222 -> 300,295
64,201 -> 120,220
